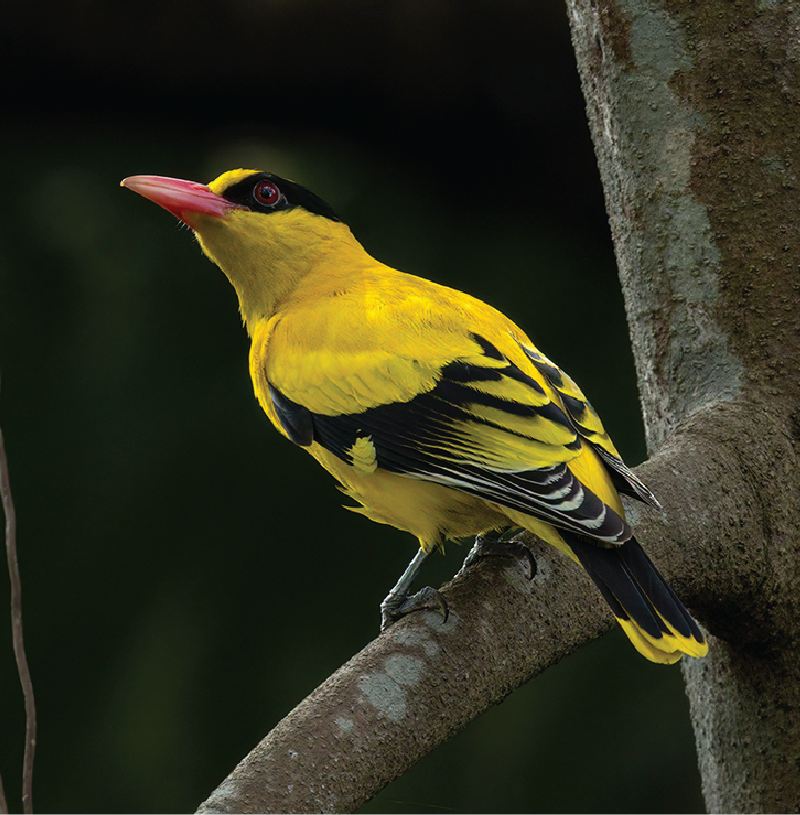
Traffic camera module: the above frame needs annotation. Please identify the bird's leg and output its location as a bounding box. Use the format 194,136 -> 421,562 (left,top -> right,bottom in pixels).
380,547 -> 448,632
456,527 -> 536,580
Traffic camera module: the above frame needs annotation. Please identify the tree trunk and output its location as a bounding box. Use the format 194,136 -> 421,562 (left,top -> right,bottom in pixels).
566,0 -> 800,810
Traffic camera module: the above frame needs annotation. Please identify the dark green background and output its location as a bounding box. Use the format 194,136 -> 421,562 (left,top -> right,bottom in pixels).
0,1 -> 704,812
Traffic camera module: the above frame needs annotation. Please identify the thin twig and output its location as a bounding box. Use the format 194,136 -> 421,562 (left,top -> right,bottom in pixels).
0,395 -> 36,814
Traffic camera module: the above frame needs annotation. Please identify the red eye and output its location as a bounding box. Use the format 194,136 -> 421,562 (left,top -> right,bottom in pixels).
253,180 -> 281,207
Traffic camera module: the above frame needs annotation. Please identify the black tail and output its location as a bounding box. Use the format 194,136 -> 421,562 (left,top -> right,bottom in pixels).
563,532 -> 706,663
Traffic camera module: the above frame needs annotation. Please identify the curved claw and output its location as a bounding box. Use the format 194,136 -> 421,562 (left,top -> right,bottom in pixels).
380,586 -> 449,632
458,532 -> 537,580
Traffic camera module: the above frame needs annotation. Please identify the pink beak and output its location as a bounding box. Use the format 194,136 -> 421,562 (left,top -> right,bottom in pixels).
120,175 -> 242,227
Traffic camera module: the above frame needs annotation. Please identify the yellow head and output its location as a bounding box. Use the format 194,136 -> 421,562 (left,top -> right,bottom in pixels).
121,169 -> 358,331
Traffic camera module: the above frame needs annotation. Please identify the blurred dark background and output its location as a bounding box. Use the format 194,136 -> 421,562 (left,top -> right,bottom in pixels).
0,1 -> 704,812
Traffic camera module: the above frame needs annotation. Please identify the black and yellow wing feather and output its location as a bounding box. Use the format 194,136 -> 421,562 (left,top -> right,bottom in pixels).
270,339 -> 638,544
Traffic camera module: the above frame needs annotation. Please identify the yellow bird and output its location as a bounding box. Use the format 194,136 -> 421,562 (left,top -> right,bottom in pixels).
121,169 -> 707,664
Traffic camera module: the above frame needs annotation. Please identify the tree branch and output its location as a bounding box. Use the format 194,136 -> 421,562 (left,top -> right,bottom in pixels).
197,398 -> 786,814
196,535 -> 609,813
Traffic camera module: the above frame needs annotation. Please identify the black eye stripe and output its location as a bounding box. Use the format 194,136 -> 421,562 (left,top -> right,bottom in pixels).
219,172 -> 341,222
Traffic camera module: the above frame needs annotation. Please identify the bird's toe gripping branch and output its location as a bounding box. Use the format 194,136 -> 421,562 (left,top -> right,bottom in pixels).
380,586 -> 449,632
379,547 -> 449,631
380,530 -> 536,632
456,529 -> 537,581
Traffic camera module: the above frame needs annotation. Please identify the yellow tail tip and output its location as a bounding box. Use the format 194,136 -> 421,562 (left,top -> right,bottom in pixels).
619,619 -> 708,664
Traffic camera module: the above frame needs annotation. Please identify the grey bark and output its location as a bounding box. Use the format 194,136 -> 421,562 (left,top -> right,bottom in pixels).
197,1 -> 800,812
567,0 -> 800,811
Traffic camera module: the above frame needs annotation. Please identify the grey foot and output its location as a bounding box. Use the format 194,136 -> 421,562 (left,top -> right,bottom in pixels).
380,585 -> 449,632
457,530 -> 536,580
